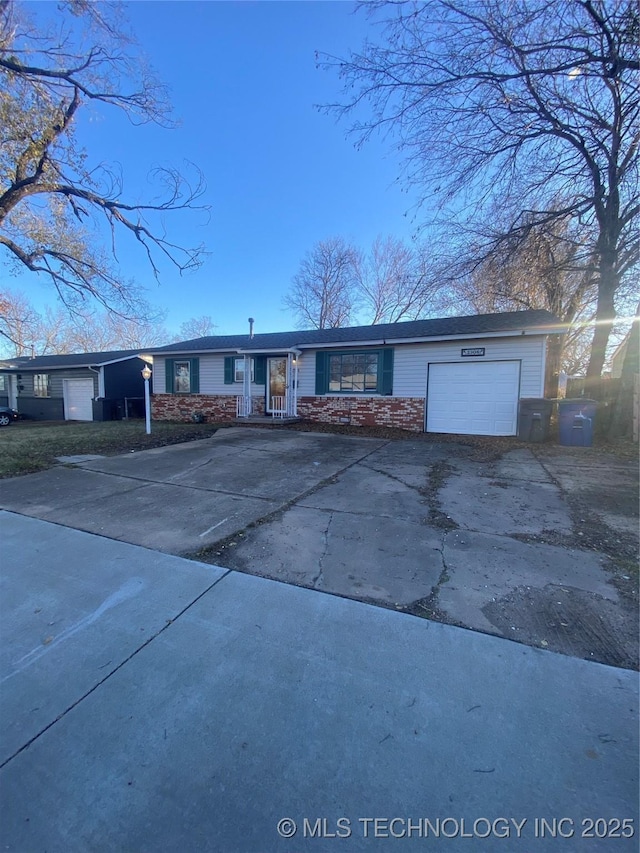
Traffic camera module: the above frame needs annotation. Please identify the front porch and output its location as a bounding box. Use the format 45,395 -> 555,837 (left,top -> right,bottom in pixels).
235,350 -> 299,421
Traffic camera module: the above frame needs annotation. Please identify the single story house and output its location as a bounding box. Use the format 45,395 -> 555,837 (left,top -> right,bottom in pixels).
150,309 -> 563,436
0,350 -> 153,422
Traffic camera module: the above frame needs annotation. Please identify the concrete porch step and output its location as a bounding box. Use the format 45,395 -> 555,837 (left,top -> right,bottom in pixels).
233,416 -> 302,425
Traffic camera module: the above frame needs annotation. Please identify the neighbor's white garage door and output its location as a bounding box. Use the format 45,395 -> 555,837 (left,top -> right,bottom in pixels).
426,361 -> 520,436
63,378 -> 94,421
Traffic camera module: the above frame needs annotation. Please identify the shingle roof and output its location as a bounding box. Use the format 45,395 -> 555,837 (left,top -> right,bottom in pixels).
0,349 -> 147,370
0,310 -> 562,368
155,309 -> 562,353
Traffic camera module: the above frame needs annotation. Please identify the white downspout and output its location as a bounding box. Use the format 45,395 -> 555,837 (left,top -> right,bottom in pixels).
88,365 -> 103,399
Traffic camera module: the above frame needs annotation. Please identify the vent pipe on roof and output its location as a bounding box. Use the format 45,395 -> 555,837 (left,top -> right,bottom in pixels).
248,317 -> 255,339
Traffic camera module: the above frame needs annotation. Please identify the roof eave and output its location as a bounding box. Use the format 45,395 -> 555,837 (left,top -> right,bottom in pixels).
295,327 -> 563,349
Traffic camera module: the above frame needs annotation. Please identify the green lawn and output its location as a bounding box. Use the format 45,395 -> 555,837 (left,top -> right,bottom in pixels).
0,420 -> 221,478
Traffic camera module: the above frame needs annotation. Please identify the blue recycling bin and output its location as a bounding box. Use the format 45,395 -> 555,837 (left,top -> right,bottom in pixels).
558,399 -> 597,446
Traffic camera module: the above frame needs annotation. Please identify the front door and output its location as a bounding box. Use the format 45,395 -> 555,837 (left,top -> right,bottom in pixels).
267,357 -> 287,413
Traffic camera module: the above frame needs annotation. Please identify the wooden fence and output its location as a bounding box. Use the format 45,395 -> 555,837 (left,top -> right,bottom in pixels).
564,376 -> 640,439
634,374 -> 639,443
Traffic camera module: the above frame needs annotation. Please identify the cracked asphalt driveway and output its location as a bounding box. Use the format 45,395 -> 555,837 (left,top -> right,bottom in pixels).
0,427 -> 636,669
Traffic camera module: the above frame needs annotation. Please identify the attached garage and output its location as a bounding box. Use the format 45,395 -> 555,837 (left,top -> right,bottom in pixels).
426,360 -> 521,436
63,378 -> 95,421
150,308 -> 559,435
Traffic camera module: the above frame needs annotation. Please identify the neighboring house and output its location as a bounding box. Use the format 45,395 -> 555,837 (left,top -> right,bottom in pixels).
0,350 -> 153,422
151,309 -> 562,437
610,332 -> 632,379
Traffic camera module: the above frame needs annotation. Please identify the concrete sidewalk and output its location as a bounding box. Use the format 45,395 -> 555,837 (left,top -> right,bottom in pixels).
1,511 -> 637,852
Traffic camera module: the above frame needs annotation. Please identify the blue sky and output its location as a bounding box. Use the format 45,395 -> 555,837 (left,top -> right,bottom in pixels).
21,1 -> 423,337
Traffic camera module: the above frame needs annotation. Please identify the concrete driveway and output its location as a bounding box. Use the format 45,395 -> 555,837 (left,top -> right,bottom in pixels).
0,427 -> 636,668
1,512 -> 638,852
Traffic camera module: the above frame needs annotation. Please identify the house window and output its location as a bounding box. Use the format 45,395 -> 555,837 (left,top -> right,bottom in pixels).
0,375 -> 5,392
234,357 -> 255,383
165,358 -> 200,394
174,361 -> 191,393
315,349 -> 394,396
224,356 -> 266,385
34,374 -> 51,397
329,353 -> 379,393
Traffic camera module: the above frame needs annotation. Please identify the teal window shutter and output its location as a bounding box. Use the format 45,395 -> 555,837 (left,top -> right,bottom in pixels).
165,359 -> 174,394
224,356 -> 234,384
254,356 -> 266,385
379,348 -> 394,395
315,351 -> 327,395
190,358 -> 200,393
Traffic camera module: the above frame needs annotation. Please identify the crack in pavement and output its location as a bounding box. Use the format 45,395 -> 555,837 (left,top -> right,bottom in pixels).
312,512 -> 334,589
404,530 -> 450,620
0,479 -> 151,516
190,441 -> 391,561
359,461 -> 428,495
296,502 -> 431,524
64,468 -> 278,503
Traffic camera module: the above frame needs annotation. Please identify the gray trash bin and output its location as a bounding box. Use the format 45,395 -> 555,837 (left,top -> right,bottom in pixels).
518,398 -> 553,442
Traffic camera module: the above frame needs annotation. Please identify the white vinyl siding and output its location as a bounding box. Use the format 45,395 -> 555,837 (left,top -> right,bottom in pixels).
297,336 -> 545,399
393,337 -> 545,398
154,355 -> 267,395
19,369 -> 99,399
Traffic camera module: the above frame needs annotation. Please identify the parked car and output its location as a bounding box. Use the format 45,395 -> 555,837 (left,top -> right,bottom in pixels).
0,407 -> 19,426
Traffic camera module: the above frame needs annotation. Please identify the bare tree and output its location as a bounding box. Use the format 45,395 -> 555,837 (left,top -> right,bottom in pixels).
322,0 -> 639,381
353,235 -> 436,323
175,315 -> 217,341
0,0 -> 207,314
284,237 -> 358,329
0,290 -> 168,356
0,288 -> 40,355
453,211 -> 600,395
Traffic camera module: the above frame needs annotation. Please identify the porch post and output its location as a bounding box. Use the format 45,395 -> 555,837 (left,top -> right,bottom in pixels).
285,353 -> 293,417
292,353 -> 299,416
243,353 -> 252,415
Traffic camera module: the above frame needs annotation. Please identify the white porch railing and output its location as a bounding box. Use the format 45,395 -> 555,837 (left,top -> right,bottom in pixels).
271,394 -> 298,418
270,395 -> 287,418
236,395 -> 252,417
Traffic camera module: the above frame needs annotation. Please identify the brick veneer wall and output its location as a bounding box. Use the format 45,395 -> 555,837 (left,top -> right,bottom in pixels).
297,396 -> 424,432
152,394 -> 265,422
152,393 -> 425,431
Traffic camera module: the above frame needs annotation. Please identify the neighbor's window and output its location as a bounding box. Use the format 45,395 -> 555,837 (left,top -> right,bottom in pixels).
174,361 -> 191,394
328,353 -> 379,393
234,357 -> 255,383
33,374 -> 51,397
0,375 -> 5,391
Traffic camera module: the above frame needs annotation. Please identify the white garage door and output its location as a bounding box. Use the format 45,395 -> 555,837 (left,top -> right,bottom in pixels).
63,379 -> 94,421
427,361 -> 520,436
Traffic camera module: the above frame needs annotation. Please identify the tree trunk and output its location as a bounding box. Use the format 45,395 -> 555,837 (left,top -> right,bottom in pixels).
544,333 -> 564,398
585,249 -> 617,390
